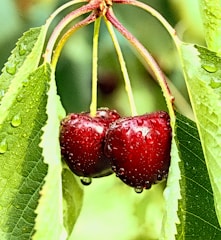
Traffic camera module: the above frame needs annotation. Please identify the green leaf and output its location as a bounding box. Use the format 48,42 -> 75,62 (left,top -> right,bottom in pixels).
0,23 -> 84,239
62,164 -> 84,238
199,0 -> 221,54
175,112 -> 221,239
0,26 -> 47,102
0,64 -> 50,239
160,137 -> 181,240
33,66 -> 83,239
33,66 -> 67,240
179,43 -> 221,227
0,25 -> 50,239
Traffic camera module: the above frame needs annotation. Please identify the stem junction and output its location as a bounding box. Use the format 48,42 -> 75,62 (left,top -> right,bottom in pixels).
44,0 -> 178,117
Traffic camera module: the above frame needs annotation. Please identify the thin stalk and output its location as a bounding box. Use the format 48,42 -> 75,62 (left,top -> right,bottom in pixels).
51,13 -> 97,68
113,0 -> 181,48
104,17 -> 137,116
106,8 -> 175,121
90,17 -> 101,117
46,0 -> 88,27
44,1 -> 99,64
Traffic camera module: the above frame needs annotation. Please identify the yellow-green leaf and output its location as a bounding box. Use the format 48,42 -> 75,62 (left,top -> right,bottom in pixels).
0,27 -> 47,103
0,64 -> 49,239
179,42 -> 221,227
175,112 -> 221,239
199,0 -> 221,54
33,65 -> 67,240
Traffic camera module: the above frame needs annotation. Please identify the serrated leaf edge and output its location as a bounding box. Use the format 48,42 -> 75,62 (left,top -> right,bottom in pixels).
33,64 -> 66,240
160,134 -> 182,240
0,25 -> 48,124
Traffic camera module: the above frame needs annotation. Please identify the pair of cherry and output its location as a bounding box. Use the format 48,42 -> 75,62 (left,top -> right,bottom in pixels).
59,108 -> 171,193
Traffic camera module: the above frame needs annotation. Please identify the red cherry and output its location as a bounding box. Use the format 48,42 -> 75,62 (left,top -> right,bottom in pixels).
60,108 -> 120,182
104,111 -> 172,193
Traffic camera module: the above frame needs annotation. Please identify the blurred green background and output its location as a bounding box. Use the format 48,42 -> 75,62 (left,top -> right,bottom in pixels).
0,0 -> 205,239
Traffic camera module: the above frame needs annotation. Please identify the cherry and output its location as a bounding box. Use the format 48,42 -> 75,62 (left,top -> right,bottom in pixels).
59,108 -> 121,182
104,111 -> 172,193
98,72 -> 118,95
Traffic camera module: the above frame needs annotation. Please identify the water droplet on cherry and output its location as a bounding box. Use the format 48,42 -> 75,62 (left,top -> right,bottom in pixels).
116,167 -> 125,177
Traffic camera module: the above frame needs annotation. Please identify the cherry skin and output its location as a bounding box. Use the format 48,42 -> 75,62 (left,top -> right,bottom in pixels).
104,111 -> 172,193
60,108 -> 121,180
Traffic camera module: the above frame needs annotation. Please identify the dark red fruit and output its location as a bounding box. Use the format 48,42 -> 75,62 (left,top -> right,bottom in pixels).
59,108 -> 120,179
98,72 -> 118,95
104,111 -> 172,193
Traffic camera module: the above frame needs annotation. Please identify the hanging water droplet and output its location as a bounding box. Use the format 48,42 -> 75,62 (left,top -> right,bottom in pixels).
19,43 -> 27,56
145,181 -> 151,189
134,186 -> 143,194
202,63 -> 218,73
6,63 -> 16,75
11,114 -> 22,127
0,139 -> 8,154
80,177 -> 92,186
157,174 -> 163,181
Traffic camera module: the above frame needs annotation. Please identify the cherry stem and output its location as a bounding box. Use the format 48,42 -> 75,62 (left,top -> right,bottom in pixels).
44,0 -> 99,64
104,17 -> 137,116
114,0 -> 181,48
90,17 -> 101,117
106,8 -> 175,120
45,0 -> 87,26
51,13 -> 97,68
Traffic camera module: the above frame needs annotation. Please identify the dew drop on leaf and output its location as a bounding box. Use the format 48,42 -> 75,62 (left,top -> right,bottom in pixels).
11,114 -> 22,127
0,90 -> 5,98
19,43 -> 27,56
201,63 -> 218,73
134,186 -> 143,194
80,177 -> 92,186
22,133 -> 27,138
209,78 -> 221,89
0,139 -> 8,154
16,94 -> 23,102
22,79 -> 29,87
6,63 -> 16,75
